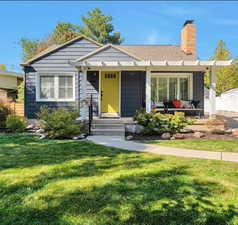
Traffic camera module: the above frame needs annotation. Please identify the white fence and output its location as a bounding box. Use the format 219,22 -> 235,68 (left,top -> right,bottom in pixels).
205,88 -> 238,113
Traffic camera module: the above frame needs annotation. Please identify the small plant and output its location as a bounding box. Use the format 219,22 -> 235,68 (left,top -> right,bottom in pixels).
6,114 -> 27,133
134,109 -> 194,135
37,106 -> 82,139
0,102 -> 11,128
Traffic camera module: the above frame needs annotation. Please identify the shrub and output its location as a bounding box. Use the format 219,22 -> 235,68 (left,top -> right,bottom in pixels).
134,109 -> 168,135
0,102 -> 11,128
6,114 -> 27,133
134,109 -> 194,135
37,106 -> 82,139
160,112 -> 194,133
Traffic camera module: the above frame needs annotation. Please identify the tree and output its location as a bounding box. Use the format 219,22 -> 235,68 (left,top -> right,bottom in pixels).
205,40 -> 238,95
49,22 -> 80,45
80,8 -> 124,44
0,64 -> 7,71
19,38 -> 41,61
19,8 -> 124,61
17,82 -> 24,103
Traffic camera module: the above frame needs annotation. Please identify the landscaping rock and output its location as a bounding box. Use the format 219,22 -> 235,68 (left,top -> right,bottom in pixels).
180,128 -> 194,134
193,132 -> 205,138
126,135 -> 134,141
173,133 -> 185,139
210,128 -> 225,135
170,136 -> 176,140
225,129 -> 232,135
39,134 -> 46,139
126,124 -> 144,134
161,132 -> 171,140
26,124 -> 34,130
72,134 -> 86,140
35,128 -> 45,134
232,128 -> 238,136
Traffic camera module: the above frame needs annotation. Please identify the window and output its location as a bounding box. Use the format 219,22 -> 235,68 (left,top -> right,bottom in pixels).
151,74 -> 192,104
37,74 -> 74,101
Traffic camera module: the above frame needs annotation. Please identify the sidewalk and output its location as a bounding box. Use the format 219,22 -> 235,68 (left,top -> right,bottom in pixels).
87,136 -> 238,163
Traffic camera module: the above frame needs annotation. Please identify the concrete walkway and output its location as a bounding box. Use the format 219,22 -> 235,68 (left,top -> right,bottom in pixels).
87,136 -> 238,163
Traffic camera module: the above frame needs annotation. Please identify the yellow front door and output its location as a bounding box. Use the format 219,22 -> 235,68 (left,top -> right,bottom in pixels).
101,71 -> 119,114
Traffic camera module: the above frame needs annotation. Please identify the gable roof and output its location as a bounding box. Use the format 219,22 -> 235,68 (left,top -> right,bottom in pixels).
21,35 -> 102,66
0,70 -> 23,78
74,44 -> 142,62
116,45 -> 197,61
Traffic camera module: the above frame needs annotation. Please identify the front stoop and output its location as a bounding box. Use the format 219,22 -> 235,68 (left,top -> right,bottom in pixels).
91,119 -> 127,136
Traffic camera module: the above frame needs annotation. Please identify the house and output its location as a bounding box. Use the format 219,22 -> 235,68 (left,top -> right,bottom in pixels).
21,20 -> 232,121
0,69 -> 23,102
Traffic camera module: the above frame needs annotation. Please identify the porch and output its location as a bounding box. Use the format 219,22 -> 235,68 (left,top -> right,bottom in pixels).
75,60 -> 233,120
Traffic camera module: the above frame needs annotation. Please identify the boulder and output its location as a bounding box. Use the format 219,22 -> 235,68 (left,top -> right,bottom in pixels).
26,124 -> 34,130
210,128 -> 225,135
193,132 -> 205,138
225,129 -> 232,135
126,135 -> 134,141
161,132 -> 171,140
170,136 -> 176,140
173,133 -> 185,139
39,134 -> 46,140
180,128 -> 194,134
72,134 -> 86,140
126,124 -> 144,134
232,128 -> 238,136
35,128 -> 45,134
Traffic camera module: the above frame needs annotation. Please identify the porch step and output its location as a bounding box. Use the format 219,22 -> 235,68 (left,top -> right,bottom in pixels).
91,128 -> 125,136
92,118 -> 133,124
92,123 -> 124,130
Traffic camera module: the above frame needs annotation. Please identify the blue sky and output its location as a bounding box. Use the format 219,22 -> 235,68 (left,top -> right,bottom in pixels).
0,1 -> 237,71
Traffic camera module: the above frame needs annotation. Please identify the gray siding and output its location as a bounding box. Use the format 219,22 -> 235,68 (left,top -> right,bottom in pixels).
83,46 -> 137,61
86,71 -> 99,115
193,71 -> 205,109
121,71 -> 146,117
25,38 -> 100,118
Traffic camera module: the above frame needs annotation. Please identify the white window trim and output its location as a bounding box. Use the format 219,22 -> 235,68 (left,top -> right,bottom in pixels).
36,72 -> 75,102
151,73 -> 193,101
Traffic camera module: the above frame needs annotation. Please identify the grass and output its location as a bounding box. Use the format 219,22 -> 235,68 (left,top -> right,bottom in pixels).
143,139 -> 238,152
0,133 -> 238,225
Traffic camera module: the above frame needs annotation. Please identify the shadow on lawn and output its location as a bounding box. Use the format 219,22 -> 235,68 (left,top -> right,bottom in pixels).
2,166 -> 238,225
0,134 -> 238,225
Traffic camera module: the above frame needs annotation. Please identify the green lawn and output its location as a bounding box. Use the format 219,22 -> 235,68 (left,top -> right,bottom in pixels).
144,139 -> 238,152
0,134 -> 238,225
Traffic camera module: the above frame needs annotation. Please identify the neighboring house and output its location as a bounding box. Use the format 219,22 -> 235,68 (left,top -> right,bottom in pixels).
0,69 -> 23,102
21,20 -> 231,119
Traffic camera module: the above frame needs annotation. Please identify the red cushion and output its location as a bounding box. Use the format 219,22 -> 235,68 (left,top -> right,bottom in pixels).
172,100 -> 181,108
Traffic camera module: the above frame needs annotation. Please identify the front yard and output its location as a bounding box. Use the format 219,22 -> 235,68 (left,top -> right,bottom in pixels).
144,139 -> 238,152
0,134 -> 238,225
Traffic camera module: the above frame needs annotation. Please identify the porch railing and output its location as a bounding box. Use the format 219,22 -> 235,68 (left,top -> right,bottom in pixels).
88,94 -> 93,135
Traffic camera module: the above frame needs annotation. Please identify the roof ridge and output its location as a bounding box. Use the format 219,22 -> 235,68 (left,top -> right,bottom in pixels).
117,44 -> 180,47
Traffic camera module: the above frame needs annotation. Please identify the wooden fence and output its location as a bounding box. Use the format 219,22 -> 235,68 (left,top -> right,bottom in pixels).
4,102 -> 24,117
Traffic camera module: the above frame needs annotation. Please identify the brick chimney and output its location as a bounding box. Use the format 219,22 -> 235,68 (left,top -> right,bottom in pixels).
181,20 -> 196,56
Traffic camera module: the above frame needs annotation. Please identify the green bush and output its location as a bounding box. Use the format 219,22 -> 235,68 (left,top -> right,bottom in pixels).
37,106 -> 82,139
0,103 -> 11,128
134,109 -> 194,135
6,114 -> 27,133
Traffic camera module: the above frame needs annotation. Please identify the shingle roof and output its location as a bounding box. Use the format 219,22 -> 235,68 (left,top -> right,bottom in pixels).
0,70 -> 23,78
115,45 -> 197,61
